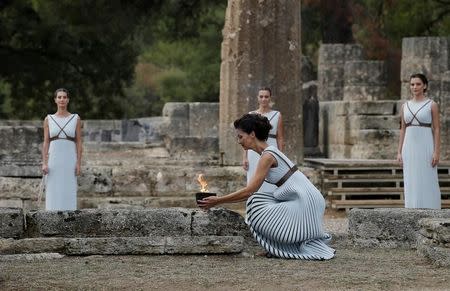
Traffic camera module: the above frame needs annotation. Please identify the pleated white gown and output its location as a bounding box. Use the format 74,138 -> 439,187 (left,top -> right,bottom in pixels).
45,114 -> 78,211
247,111 -> 280,193
246,146 -> 335,260
402,99 -> 441,209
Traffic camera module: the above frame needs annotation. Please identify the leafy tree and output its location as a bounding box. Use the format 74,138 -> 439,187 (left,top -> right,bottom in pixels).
0,0 -> 167,119
127,0 -> 225,115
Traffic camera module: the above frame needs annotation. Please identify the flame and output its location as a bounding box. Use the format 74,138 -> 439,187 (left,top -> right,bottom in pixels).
197,174 -> 209,192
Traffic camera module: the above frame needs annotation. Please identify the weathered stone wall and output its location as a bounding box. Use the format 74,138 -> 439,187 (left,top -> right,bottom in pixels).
348,208 -> 450,248
0,208 -> 253,255
343,61 -> 388,101
318,44 -> 364,102
219,0 -> 303,165
162,102 -> 219,157
0,102 -> 220,177
317,43 -> 398,159
319,101 -> 400,159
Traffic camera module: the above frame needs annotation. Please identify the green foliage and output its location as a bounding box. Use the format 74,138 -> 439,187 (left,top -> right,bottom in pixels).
0,0 -> 225,119
0,0 -> 162,119
123,1 -> 225,115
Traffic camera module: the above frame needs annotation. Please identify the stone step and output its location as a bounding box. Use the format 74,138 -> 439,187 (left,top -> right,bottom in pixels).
0,236 -> 244,255
348,208 -> 450,248
24,208 -> 248,238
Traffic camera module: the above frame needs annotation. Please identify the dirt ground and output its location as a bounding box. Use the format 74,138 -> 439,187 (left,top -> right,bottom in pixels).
1,247 -> 449,291
1,210 -> 448,290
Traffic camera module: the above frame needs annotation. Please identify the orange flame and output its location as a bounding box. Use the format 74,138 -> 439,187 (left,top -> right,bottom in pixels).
197,174 -> 209,192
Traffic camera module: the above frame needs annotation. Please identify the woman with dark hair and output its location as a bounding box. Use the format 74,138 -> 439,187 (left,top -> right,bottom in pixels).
243,87 -> 284,193
41,88 -> 82,210
397,73 -> 441,209
199,113 -> 335,260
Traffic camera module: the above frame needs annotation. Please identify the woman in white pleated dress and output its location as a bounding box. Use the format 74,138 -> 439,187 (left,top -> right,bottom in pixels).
199,114 -> 335,260
243,87 -> 284,193
397,73 -> 441,209
41,88 -> 82,210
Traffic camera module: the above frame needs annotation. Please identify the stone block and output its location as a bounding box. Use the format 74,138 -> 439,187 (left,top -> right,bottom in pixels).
318,44 -> 364,65
82,120 -> 122,142
0,208 -> 24,238
344,61 -> 386,85
0,236 -> 244,255
188,103 -> 219,137
0,199 -> 23,208
0,126 -> 43,163
418,218 -> 450,243
65,236 -> 166,255
0,177 -> 42,199
416,235 -> 450,267
165,136 -> 219,158
0,237 -> 65,254
348,208 -> 450,248
401,37 -> 450,81
343,86 -> 387,101
121,120 -> 144,142
162,102 -> 189,136
25,208 -> 192,238
348,115 -> 399,130
191,208 -> 249,237
164,236 -> 244,254
346,101 -> 400,115
111,165 -> 156,196
78,166 -> 113,195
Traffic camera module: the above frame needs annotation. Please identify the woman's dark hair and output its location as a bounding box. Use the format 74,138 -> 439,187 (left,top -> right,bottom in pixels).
234,113 -> 272,141
54,88 -> 69,98
410,73 -> 428,92
259,87 -> 272,96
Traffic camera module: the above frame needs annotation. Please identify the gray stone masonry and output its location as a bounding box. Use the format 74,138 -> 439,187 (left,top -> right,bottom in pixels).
416,218 -> 450,267
318,44 -> 364,101
343,61 -> 387,101
319,100 -> 401,158
219,0 -> 303,165
0,208 -> 24,239
348,208 -> 450,249
0,207 -> 251,255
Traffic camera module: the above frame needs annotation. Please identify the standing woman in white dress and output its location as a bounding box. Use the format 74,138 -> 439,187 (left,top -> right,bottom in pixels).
41,88 -> 82,210
397,73 -> 441,209
242,87 -> 284,193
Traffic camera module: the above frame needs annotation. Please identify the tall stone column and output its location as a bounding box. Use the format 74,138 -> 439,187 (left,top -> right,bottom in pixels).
219,0 -> 302,165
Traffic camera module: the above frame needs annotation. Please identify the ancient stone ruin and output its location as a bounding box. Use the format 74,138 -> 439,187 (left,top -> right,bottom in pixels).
219,0 -> 303,165
317,37 -> 450,159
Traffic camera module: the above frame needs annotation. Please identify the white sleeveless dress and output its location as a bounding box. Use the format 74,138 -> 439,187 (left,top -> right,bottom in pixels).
402,99 -> 441,209
246,146 -> 335,260
45,114 -> 78,210
247,110 -> 280,193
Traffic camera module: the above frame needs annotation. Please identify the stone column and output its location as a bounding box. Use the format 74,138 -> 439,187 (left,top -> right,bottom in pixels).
219,0 -> 302,165
317,44 -> 364,101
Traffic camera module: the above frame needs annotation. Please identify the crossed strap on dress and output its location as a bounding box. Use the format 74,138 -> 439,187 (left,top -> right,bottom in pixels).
48,114 -> 77,142
267,111 -> 279,139
405,100 -> 432,128
263,149 -> 298,187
